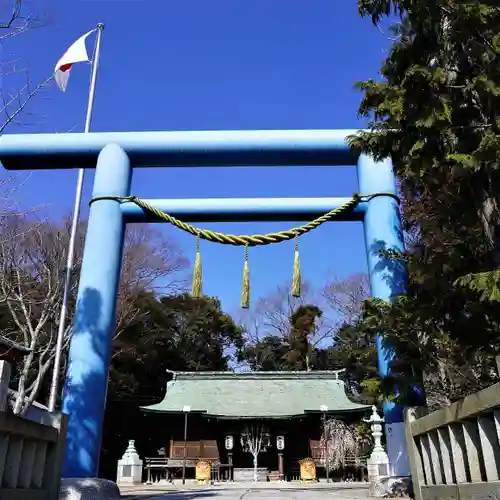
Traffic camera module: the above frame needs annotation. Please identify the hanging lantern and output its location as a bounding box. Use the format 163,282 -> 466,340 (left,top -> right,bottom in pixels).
276,435 -> 285,451
225,435 -> 234,451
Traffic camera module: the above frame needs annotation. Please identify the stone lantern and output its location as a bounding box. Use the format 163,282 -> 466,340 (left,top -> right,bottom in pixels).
116,440 -> 143,486
363,406 -> 389,485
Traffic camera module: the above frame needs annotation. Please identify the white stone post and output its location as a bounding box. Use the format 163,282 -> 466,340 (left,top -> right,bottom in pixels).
116,440 -> 143,486
364,406 -> 390,488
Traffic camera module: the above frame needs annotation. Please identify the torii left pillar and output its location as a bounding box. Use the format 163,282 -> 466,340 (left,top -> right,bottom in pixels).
61,144 -> 131,477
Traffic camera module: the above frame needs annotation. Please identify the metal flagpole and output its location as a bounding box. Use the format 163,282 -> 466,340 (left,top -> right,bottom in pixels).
48,23 -> 105,412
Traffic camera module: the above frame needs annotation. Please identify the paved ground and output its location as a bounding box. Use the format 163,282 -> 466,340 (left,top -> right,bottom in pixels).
122,483 -> 371,500
137,489 -> 368,499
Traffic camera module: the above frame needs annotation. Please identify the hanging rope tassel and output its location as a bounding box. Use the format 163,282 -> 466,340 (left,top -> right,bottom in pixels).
292,233 -> 301,297
191,234 -> 203,298
241,244 -> 250,308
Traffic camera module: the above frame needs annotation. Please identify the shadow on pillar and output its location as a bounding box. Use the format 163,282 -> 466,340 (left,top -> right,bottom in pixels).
368,227 -> 426,409
368,204 -> 408,298
62,286 -> 111,477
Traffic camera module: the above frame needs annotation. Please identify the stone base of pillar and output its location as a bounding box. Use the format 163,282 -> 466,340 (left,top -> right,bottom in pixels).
369,475 -> 413,498
59,478 -> 121,500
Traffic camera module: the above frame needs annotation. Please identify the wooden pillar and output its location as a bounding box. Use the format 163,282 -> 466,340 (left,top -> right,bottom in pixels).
0,361 -> 12,412
228,452 -> 233,481
278,452 -> 284,481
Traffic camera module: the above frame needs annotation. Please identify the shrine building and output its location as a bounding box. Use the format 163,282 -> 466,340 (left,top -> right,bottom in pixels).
140,370 -> 370,482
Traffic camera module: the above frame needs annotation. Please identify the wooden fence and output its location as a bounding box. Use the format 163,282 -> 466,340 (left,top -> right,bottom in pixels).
0,360 -> 68,500
405,362 -> 500,500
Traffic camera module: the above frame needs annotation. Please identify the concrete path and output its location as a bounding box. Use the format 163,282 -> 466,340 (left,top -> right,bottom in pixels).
135,490 -> 368,499
122,483 -> 371,500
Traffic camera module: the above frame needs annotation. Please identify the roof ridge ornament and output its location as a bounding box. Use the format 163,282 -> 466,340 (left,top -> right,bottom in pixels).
166,368 -> 177,383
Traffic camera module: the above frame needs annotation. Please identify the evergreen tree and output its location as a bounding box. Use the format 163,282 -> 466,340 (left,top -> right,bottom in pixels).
349,0 -> 500,408
283,305 -> 322,371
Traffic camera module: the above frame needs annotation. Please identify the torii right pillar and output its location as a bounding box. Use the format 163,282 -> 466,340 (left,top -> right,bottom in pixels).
358,153 -> 419,477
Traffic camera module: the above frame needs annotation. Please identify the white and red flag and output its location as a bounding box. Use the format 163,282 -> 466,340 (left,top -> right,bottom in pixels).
54,29 -> 97,92
48,23 -> 104,413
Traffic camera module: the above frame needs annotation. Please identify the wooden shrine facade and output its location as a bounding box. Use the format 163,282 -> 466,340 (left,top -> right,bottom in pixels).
140,370 -> 371,482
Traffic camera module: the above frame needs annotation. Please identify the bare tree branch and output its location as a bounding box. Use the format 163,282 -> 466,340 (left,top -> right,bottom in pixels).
0,0 -> 53,133
240,423 -> 270,482
321,419 -> 371,472
111,225 -> 189,358
0,213 -> 188,414
0,0 -> 41,39
0,215 -> 72,415
240,281 -> 334,349
322,273 -> 370,327
0,73 -> 52,133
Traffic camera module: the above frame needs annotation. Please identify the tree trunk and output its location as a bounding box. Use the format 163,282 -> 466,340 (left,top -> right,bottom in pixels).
253,455 -> 258,482
13,350 -> 34,415
473,168 -> 500,266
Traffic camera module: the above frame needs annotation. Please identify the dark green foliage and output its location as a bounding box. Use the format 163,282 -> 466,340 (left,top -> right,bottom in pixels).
240,304 -> 323,372
107,292 -> 245,400
319,321 -> 379,403
242,335 -> 290,371
284,305 -> 323,371
348,0 -> 500,408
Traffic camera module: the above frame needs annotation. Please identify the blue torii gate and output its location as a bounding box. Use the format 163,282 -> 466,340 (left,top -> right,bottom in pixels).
0,129 -> 409,479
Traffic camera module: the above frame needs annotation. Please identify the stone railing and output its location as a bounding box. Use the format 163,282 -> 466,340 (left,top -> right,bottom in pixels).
0,360 -> 68,500
405,369 -> 500,500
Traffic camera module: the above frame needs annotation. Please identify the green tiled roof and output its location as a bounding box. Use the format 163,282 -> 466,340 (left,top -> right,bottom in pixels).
141,371 -> 370,419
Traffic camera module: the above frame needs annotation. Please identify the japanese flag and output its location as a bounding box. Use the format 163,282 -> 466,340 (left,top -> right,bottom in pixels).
54,29 -> 96,92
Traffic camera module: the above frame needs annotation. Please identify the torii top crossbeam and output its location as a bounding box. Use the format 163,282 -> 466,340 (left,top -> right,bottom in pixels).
0,129 -> 360,169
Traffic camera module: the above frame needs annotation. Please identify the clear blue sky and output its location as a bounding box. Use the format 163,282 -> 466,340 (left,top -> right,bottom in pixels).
4,0 -> 392,313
